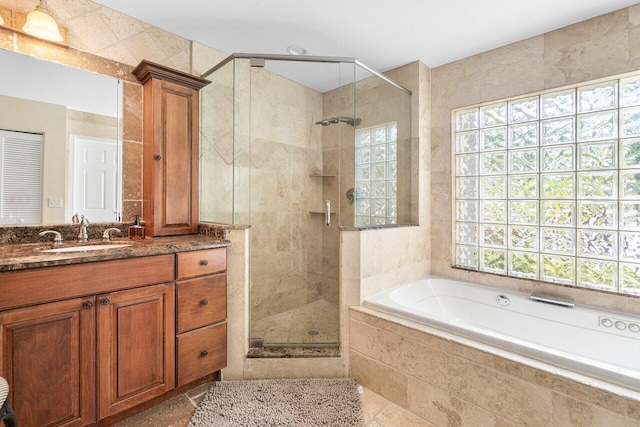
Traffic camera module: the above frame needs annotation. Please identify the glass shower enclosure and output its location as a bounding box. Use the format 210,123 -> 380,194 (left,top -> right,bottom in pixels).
200,54 -> 411,349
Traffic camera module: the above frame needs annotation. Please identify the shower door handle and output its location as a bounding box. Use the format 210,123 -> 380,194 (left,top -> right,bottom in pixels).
324,200 -> 331,227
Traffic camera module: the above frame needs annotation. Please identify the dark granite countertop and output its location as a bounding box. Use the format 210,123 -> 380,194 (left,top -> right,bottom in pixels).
0,235 -> 231,272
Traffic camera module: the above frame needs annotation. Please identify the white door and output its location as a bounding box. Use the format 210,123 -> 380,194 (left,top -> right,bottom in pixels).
71,135 -> 120,222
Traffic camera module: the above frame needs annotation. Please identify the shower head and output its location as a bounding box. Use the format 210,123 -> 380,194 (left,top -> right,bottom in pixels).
339,116 -> 361,126
315,116 -> 361,127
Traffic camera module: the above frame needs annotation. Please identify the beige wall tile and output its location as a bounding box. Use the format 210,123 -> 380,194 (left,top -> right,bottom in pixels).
493,417 -> 521,427
628,399 -> 640,420
369,403 -> 435,427
350,319 -> 449,389
122,81 -> 142,142
122,140 -> 142,200
407,377 -> 495,427
243,357 -> 343,380
191,41 -> 228,76
350,350 -> 408,407
222,229 -> 250,380
547,374 -> 636,417
544,31 -> 631,88
351,308 -> 499,369
66,10 -> 120,52
552,392 -> 639,427
94,6 -> 146,40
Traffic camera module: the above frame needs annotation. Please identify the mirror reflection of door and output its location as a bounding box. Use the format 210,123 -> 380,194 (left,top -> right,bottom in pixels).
70,135 -> 121,222
0,129 -> 43,225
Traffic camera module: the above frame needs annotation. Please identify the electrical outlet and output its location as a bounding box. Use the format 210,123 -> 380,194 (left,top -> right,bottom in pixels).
48,197 -> 63,208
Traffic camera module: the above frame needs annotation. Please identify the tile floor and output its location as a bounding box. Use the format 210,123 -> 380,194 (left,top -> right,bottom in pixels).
115,382 -> 433,427
250,299 -> 340,346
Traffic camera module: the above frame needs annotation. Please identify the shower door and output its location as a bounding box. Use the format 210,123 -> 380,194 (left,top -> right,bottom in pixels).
246,58 -> 356,348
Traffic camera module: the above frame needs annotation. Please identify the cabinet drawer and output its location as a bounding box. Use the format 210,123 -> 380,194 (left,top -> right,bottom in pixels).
176,248 -> 226,279
0,255 -> 175,311
176,322 -> 226,387
176,274 -> 226,333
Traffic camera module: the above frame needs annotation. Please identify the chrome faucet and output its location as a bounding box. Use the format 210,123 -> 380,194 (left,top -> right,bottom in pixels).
102,228 -> 122,242
39,230 -> 63,247
78,215 -> 90,242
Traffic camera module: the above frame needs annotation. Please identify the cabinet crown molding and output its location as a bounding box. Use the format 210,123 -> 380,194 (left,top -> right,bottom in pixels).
132,60 -> 210,90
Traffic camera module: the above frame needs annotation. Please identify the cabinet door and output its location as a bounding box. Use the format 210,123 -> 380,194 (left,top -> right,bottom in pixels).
145,78 -> 200,236
0,298 -> 96,427
97,284 -> 175,419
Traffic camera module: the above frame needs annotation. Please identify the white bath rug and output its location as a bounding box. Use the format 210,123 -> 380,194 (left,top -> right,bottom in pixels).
189,378 -> 364,427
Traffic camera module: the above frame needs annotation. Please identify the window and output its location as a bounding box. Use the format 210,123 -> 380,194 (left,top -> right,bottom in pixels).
0,129 -> 43,225
354,123 -> 398,226
453,74 -> 640,295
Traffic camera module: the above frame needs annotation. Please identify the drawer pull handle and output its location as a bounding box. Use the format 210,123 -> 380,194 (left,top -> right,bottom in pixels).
201,350 -> 208,357
200,260 -> 209,266
200,299 -> 208,306
83,302 -> 93,310
101,298 -> 110,306
154,155 -> 162,160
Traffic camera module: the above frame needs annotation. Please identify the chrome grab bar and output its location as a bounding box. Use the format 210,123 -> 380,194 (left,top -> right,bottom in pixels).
324,200 -> 331,227
530,293 -> 575,308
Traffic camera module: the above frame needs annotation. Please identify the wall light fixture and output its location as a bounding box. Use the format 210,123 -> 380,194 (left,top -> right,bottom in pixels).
22,0 -> 63,42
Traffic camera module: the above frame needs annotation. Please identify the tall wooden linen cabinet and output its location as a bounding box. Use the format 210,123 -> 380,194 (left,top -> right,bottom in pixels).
133,61 -> 210,236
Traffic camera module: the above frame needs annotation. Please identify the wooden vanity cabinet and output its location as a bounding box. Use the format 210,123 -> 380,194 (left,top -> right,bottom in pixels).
0,297 -> 96,427
133,61 -> 210,237
0,249 -> 228,426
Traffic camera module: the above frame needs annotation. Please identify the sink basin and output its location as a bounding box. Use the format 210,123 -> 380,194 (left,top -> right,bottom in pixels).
42,244 -> 131,253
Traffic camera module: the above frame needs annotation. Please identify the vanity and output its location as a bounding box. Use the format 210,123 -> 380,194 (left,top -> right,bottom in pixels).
0,32 -> 223,426
0,234 -> 230,426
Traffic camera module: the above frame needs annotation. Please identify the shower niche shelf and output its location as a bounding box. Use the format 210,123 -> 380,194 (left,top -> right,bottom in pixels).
309,210 -> 336,214
309,172 -> 336,177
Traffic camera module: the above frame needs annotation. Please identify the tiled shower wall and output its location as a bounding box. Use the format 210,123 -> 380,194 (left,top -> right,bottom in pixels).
430,4 -> 640,314
248,67 -> 326,323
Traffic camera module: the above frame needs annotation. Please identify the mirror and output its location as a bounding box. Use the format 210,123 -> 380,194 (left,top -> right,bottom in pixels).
0,48 -> 123,225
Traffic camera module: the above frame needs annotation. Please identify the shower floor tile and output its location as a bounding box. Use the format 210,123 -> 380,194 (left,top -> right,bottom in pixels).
250,299 -> 339,346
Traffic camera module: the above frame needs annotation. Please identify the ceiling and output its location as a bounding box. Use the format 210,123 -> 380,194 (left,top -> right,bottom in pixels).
95,0 -> 639,92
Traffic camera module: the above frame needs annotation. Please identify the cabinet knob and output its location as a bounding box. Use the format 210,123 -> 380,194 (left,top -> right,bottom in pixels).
199,260 -> 209,266
200,299 -> 208,306
154,155 -> 162,160
201,350 -> 208,357
101,298 -> 110,306
83,302 -> 93,310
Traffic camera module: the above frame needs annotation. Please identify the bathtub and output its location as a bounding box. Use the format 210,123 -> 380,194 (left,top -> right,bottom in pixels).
362,276 -> 640,392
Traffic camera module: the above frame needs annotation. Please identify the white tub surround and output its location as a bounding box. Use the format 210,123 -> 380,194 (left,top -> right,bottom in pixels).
363,276 -> 640,392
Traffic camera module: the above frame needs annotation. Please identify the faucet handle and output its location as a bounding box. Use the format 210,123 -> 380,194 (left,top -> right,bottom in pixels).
102,228 -> 122,242
39,230 -> 63,247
